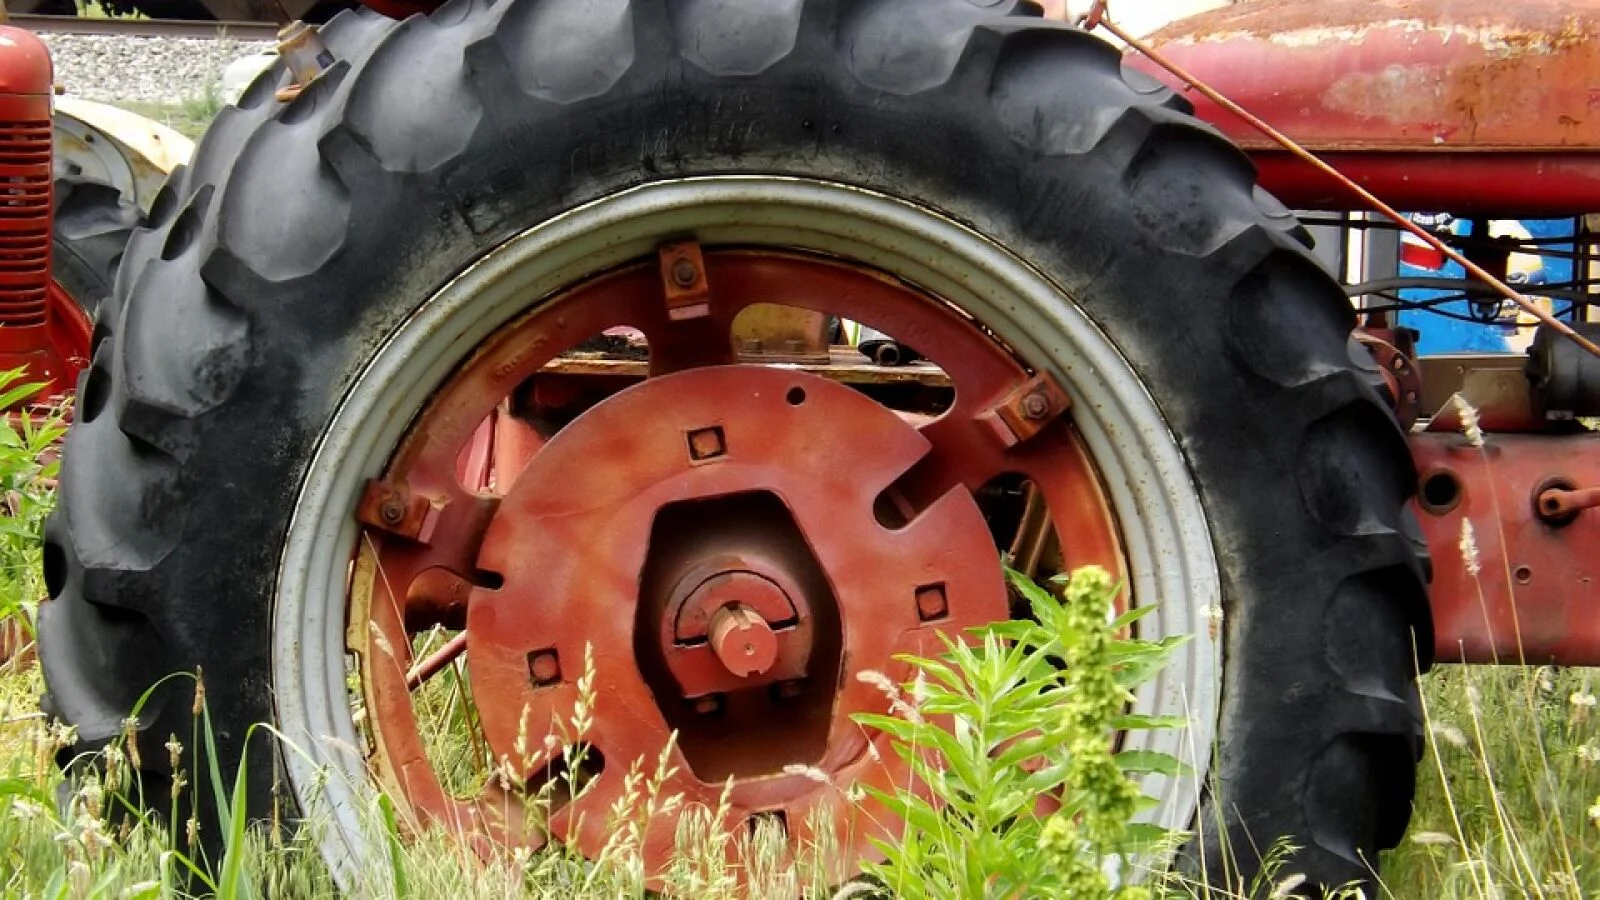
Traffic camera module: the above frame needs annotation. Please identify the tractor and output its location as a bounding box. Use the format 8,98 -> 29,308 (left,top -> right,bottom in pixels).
18,0 -> 1600,895
0,22 -> 188,404
0,17 -> 189,656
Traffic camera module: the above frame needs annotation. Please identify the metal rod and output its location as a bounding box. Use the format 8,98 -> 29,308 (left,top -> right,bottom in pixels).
1538,486 -> 1600,519
1093,5 -> 1600,361
10,13 -> 281,40
1006,481 -> 1054,580
406,631 -> 467,691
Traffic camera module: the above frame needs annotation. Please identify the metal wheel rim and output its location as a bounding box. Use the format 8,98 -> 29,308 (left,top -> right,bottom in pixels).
271,176 -> 1222,887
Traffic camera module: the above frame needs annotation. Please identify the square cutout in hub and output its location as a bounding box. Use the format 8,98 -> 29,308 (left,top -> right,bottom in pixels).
687,426 -> 727,462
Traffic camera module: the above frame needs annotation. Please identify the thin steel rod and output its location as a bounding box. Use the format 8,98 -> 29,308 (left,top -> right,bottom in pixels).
406,631 -> 467,691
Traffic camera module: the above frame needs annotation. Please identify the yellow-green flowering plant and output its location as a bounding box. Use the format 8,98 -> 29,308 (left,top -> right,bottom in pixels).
851,565 -> 1189,900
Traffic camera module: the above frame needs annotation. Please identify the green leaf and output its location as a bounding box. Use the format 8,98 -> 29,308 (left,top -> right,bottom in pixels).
1109,604 -> 1160,632
0,379 -> 45,412
853,712 -> 920,744
216,727 -> 256,899
993,732 -> 1070,771
378,791 -> 410,897
1114,749 -> 1191,777
0,775 -> 52,806
1119,821 -> 1186,852
1019,759 -> 1073,795
1111,713 -> 1191,731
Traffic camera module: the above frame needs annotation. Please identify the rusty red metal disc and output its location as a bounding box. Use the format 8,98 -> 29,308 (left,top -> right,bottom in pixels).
351,248 -> 1127,880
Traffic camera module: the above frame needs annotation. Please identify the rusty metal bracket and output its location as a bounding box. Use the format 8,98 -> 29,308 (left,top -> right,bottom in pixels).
1424,369 -> 1543,434
355,479 -> 439,542
658,240 -> 711,321
1356,331 -> 1422,429
1074,0 -> 1108,29
732,303 -> 832,365
980,373 -> 1072,448
273,21 -> 336,104
1413,431 -> 1600,665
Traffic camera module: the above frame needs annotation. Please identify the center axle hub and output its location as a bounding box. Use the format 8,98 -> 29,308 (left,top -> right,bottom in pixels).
707,603 -> 777,676
661,561 -> 812,699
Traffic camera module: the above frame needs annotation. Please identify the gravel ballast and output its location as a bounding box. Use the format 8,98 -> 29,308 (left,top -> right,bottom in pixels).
41,33 -> 274,105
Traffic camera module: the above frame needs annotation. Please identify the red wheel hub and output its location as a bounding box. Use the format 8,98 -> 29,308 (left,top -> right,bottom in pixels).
467,365 -> 1007,861
351,247 -> 1129,882
665,564 -> 807,693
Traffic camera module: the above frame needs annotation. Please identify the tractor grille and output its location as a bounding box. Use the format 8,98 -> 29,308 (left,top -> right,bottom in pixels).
0,121 -> 53,329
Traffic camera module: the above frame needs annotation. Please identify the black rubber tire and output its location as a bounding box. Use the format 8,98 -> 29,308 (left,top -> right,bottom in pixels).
38,2 -> 1433,893
53,177 -> 139,323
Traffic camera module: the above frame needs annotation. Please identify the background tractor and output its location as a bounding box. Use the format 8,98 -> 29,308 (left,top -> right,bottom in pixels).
0,15 -> 188,658
0,25 -> 187,403
1131,0 -> 1600,672
17,0 -> 1600,895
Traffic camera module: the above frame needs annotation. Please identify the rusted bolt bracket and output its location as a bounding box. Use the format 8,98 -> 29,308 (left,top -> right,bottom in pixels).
274,21 -> 336,103
355,479 -> 440,542
980,372 -> 1072,448
658,240 -> 711,321
1536,486 -> 1600,525
1076,0 -> 1108,29
1356,332 -> 1421,429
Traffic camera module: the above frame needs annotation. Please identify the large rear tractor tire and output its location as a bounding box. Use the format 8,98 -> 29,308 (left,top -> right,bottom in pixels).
39,2 -> 1431,894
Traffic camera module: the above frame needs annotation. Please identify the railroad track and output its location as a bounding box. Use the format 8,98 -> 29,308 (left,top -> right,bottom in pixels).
12,13 -> 280,41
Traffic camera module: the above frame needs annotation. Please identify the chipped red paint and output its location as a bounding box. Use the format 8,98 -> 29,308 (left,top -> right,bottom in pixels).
0,27 -> 91,403
1412,431 -> 1600,666
1134,0 -> 1600,214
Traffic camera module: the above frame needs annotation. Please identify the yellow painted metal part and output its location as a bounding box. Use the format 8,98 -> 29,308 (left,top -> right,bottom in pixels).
53,94 -> 194,213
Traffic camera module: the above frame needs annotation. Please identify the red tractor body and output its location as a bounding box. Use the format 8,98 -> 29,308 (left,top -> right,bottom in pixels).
0,23 -> 87,402
1133,0 -> 1600,215
1134,0 -> 1600,666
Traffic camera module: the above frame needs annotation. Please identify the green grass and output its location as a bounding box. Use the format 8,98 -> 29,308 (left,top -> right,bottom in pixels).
0,378 -> 1593,896
0,380 -> 1195,900
113,101 -> 219,142
1379,664 -> 1600,898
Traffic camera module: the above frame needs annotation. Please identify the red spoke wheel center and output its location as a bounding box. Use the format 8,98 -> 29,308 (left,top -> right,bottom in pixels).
470,365 -> 1007,862
353,249 -> 1127,880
